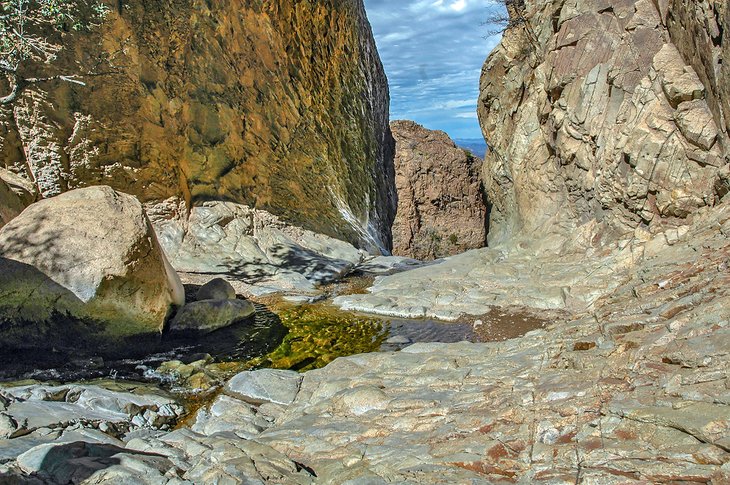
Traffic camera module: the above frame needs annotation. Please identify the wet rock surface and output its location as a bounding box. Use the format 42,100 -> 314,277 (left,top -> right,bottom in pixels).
168,299 -> 256,335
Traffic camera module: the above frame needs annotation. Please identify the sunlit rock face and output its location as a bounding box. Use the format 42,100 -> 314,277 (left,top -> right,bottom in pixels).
0,0 -> 396,252
390,120 -> 488,260
0,186 -> 184,354
478,0 -> 729,253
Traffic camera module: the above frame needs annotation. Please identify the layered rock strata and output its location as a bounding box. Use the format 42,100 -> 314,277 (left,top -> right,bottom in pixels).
0,0 -> 396,250
390,120 -> 488,260
478,0 -> 730,251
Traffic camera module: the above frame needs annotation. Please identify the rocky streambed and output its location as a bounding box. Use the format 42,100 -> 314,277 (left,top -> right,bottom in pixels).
2,200 -> 729,483
0,259 -> 559,484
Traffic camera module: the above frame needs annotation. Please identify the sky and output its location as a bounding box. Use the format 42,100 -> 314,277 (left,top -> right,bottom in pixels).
363,0 -> 503,140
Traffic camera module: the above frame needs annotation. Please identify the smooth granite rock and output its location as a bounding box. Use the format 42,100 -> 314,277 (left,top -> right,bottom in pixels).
0,186 -> 185,352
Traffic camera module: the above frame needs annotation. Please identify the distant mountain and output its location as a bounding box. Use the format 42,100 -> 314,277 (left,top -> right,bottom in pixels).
454,138 -> 488,158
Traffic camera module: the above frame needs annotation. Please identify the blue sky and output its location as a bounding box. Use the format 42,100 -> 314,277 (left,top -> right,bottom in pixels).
364,0 -> 503,140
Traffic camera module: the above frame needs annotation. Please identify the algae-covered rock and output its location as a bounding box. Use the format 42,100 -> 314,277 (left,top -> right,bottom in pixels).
0,186 -> 184,354
169,299 -> 256,335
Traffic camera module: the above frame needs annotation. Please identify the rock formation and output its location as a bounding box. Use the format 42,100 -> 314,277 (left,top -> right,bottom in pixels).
478,0 -> 730,251
0,168 -> 34,229
148,198 -> 370,296
3,196 -> 728,482
0,0 -> 396,251
1,1 -> 730,483
0,186 -> 184,354
0,180 -> 24,229
390,120 -> 488,260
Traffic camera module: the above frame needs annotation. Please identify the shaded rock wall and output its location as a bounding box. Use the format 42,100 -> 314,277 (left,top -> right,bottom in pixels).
478,0 -> 730,252
0,169 -> 35,229
390,120 -> 487,260
0,0 -> 396,251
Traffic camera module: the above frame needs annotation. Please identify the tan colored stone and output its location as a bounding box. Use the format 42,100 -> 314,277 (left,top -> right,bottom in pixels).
390,120 -> 487,260
478,0 -> 726,251
0,186 -> 184,352
675,100 -> 719,150
0,178 -> 25,229
0,0 -> 396,250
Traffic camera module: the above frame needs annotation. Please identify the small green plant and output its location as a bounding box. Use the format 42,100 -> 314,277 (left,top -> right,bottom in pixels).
449,234 -> 459,246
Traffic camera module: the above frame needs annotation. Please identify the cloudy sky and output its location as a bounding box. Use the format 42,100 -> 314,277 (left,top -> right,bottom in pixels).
363,0 -> 503,140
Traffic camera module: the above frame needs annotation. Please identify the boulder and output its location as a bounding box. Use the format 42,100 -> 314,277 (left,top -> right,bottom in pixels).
169,299 -> 256,334
0,168 -> 35,206
196,278 -> 236,301
0,186 -> 185,354
224,369 -> 303,405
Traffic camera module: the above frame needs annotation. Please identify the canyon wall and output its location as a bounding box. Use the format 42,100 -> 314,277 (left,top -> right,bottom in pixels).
390,120 -> 487,260
478,0 -> 729,252
0,0 -> 396,251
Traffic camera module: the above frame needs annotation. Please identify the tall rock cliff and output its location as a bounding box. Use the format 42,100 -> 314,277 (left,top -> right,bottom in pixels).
478,0 -> 729,252
0,0 -> 396,251
390,120 -> 487,260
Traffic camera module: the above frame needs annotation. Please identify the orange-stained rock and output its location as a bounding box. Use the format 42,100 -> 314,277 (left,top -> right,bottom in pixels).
0,0 -> 395,251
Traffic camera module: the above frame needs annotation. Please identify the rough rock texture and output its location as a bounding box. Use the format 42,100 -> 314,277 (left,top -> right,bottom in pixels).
0,168 -> 34,229
5,198 -> 729,484
478,0 -> 730,251
0,0 -> 396,251
0,179 -> 24,229
390,120 -> 488,260
149,198 -> 371,297
0,186 -> 184,352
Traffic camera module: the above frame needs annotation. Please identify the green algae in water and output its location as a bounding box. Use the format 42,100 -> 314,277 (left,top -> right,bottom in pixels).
247,303 -> 387,372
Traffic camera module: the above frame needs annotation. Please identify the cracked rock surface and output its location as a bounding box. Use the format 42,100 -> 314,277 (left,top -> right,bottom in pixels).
1,197 -> 727,484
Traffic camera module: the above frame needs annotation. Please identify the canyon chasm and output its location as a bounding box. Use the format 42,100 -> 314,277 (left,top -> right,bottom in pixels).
0,0 -> 729,483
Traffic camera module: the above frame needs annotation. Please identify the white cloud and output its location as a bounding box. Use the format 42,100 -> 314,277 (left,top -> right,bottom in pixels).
364,0 -> 504,138
449,0 -> 467,12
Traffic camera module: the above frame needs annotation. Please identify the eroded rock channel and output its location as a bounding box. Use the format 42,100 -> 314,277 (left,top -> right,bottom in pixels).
1,0 -> 730,482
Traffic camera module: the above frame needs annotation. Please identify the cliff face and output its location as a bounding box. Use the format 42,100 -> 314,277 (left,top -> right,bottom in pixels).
478,0 -> 729,251
390,120 -> 487,260
0,0 -> 396,251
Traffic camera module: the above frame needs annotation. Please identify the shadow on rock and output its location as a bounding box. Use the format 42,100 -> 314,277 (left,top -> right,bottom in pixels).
10,441 -> 170,484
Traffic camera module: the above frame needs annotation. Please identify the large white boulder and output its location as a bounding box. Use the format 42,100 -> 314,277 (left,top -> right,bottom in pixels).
0,186 -> 184,352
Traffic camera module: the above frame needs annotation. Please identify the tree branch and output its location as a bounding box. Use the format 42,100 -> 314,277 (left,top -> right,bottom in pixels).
0,72 -> 90,105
